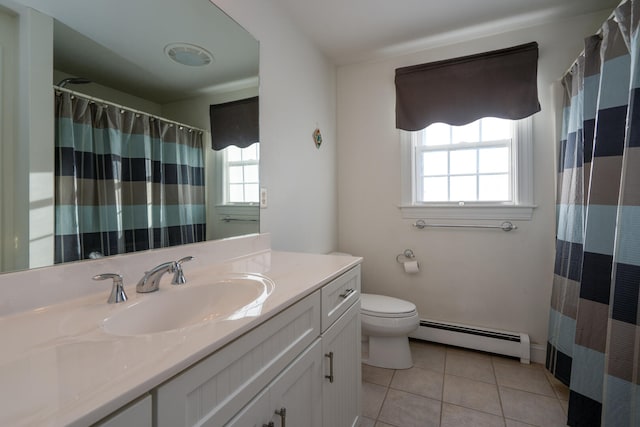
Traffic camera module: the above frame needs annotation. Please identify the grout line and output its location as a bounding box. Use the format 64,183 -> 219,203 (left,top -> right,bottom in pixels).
489,353 -> 506,419
374,369 -> 395,422
439,350 -> 446,427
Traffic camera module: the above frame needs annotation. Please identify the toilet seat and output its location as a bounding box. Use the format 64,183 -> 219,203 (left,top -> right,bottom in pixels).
360,293 -> 417,318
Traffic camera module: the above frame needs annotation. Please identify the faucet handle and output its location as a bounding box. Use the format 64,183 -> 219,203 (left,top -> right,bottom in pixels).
172,256 -> 194,285
93,273 -> 128,304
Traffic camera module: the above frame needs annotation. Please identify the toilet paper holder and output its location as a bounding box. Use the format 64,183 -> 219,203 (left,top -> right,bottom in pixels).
396,249 -> 415,263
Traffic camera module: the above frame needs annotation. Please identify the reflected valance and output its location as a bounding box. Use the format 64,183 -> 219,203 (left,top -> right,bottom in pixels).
395,42 -> 540,131
210,96 -> 259,150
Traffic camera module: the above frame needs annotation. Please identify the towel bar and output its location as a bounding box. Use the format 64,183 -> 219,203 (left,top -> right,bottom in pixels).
222,216 -> 259,223
412,220 -> 517,232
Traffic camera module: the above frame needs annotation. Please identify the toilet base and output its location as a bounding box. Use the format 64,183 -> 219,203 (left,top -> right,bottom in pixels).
362,335 -> 413,369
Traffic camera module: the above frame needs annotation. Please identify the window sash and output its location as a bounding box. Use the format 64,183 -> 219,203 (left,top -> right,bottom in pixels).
412,134 -> 515,204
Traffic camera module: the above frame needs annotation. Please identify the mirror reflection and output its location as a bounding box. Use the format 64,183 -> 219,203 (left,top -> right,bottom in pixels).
0,0 -> 260,273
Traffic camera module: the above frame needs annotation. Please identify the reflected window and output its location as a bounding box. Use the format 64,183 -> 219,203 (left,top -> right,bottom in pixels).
224,143 -> 259,204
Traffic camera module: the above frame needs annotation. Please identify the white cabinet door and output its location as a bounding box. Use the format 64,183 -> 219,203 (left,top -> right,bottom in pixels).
223,387 -> 271,427
268,339 -> 323,427
156,292 -> 320,427
322,302 -> 361,427
94,395 -> 152,427
226,339 -> 323,427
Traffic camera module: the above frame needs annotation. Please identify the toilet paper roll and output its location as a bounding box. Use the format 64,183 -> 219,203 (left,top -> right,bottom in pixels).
403,260 -> 420,274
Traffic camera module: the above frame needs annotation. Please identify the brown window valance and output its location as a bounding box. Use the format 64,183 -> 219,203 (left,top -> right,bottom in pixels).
209,96 -> 259,150
395,42 -> 540,131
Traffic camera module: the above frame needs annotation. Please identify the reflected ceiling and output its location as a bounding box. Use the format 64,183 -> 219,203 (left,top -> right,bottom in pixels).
21,0 -> 259,103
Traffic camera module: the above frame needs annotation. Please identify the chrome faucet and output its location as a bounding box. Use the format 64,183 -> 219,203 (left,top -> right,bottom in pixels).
136,256 -> 194,293
136,261 -> 175,293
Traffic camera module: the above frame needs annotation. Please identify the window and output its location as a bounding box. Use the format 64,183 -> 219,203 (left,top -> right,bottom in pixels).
416,118 -> 513,203
223,143 -> 259,204
400,117 -> 534,220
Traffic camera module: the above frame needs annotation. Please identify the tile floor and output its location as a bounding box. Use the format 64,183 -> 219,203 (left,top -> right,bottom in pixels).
361,340 -> 570,427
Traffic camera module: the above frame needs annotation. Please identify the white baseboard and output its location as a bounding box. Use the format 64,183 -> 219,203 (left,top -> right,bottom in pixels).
410,319 -> 531,364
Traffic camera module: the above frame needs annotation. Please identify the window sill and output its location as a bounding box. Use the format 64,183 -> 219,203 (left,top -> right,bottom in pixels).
398,204 -> 536,220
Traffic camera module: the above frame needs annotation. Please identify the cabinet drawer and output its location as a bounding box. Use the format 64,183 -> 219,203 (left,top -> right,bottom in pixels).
155,290 -> 321,427
321,265 -> 361,332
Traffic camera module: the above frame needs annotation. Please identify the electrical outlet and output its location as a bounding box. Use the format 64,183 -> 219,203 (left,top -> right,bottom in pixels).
260,187 -> 268,208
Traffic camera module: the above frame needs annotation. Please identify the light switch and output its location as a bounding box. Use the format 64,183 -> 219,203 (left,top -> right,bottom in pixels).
260,187 -> 268,208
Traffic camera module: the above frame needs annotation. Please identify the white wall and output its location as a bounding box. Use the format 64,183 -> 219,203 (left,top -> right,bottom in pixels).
0,6 -> 19,272
0,4 -> 56,271
211,0 -> 338,254
336,10 -> 610,358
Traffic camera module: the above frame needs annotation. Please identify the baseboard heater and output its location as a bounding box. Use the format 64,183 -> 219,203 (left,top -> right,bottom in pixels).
409,319 -> 530,364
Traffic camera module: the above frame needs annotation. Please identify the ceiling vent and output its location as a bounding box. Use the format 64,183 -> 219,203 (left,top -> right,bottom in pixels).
164,43 -> 213,67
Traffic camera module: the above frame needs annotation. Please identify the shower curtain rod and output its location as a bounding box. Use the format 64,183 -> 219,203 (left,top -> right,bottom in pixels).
561,0 -> 624,77
53,85 -> 209,135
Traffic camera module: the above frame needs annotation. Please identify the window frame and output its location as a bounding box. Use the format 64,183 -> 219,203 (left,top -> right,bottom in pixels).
399,116 -> 535,221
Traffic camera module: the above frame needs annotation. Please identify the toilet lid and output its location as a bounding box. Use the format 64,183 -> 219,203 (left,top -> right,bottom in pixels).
360,293 -> 417,318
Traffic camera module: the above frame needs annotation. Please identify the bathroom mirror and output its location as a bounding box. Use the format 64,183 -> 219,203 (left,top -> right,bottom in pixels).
0,0 -> 260,273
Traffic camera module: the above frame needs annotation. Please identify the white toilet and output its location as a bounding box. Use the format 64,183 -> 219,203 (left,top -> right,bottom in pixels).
361,293 -> 420,370
329,252 -> 419,369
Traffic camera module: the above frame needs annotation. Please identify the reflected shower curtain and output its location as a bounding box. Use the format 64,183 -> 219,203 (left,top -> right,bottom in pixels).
547,1 -> 640,426
54,91 -> 206,263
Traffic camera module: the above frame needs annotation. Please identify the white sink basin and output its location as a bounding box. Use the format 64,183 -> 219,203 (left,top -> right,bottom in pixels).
102,273 -> 275,336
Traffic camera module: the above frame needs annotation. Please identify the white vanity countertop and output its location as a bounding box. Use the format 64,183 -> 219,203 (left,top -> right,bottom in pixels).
0,250 -> 361,427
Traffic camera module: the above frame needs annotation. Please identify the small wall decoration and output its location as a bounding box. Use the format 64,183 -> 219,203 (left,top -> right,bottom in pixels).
313,128 -> 323,149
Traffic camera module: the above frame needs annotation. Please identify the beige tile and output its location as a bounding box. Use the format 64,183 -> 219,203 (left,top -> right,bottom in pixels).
441,403 -> 505,427
553,382 -> 570,401
363,364 -> 395,387
493,362 -> 555,397
443,374 -> 502,416
504,419 -> 537,427
544,371 -> 570,401
390,366 -> 444,400
378,389 -> 441,427
560,399 -> 569,415
410,340 -> 446,373
359,416 -> 376,427
500,387 -> 568,427
362,381 -> 387,419
446,347 -> 496,384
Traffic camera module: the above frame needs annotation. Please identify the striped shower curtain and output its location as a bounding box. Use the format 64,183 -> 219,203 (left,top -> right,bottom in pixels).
54,90 -> 206,263
547,1 -> 640,426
